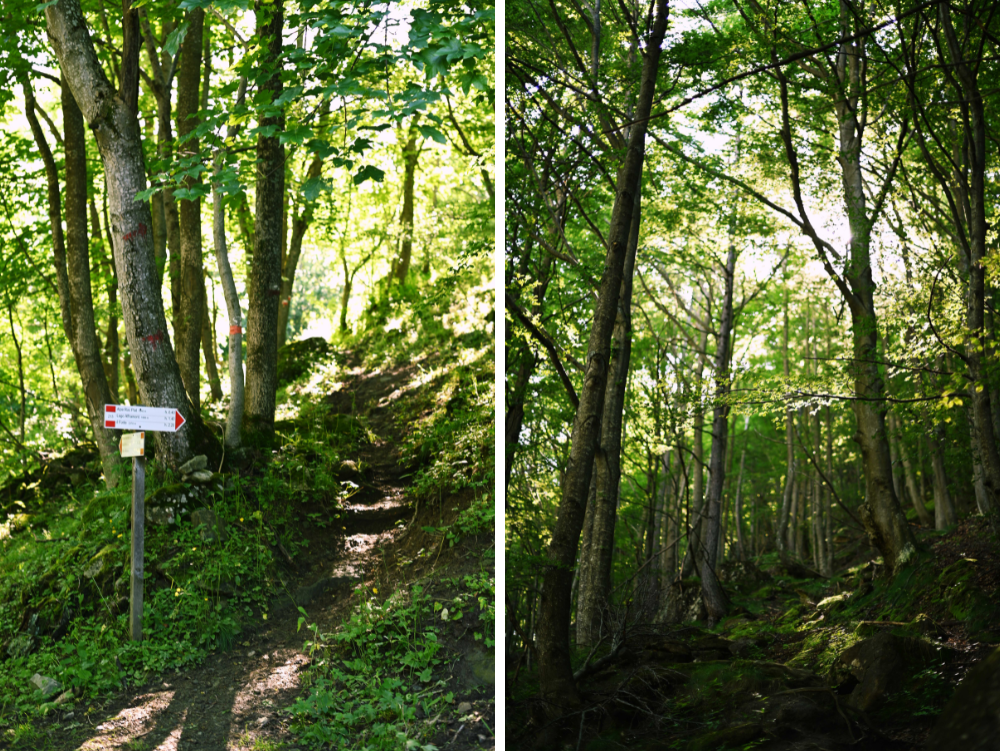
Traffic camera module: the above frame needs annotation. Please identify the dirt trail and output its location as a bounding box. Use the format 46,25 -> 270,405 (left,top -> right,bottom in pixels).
46,358 -> 444,751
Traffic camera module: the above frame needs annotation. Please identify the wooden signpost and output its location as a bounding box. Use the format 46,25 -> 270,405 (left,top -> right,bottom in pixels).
105,406 -> 187,642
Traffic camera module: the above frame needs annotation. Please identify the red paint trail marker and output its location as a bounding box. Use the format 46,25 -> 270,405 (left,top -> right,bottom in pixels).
104,404 -> 186,432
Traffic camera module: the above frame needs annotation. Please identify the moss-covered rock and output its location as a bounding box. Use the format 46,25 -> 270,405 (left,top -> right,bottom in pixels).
831,632 -> 952,711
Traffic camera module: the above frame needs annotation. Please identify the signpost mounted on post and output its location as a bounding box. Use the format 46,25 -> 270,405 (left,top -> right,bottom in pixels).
105,406 -> 187,642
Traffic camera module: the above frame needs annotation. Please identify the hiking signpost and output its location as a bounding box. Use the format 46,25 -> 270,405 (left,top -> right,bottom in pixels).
104,405 -> 187,642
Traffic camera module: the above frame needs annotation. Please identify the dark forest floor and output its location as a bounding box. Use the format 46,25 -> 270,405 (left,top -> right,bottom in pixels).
507,516 -> 1000,751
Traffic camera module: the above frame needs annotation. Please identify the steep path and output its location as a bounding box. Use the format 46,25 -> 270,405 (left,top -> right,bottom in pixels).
41,356 -> 492,751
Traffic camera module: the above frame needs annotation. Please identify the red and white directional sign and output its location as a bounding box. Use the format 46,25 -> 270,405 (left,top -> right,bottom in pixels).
104,405 -> 186,432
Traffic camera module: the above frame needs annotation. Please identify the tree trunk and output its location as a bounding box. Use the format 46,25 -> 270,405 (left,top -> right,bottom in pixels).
244,0 -> 286,443
700,240 -> 737,624
46,0 -> 207,469
90,197 -> 120,403
889,411 -> 932,526
535,0 -> 668,711
276,156 -> 322,349
213,156 -> 244,449
777,264 -> 794,551
393,121 -> 421,283
939,2 -> 1000,535
733,416 -> 749,561
21,74 -> 123,485
174,8 -> 206,411
929,423 -> 957,529
574,182 -> 640,647
201,292 -> 223,402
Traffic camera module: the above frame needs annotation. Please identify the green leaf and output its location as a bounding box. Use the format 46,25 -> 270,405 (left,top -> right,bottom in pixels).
353,165 -> 385,185
163,24 -> 190,57
417,125 -> 447,145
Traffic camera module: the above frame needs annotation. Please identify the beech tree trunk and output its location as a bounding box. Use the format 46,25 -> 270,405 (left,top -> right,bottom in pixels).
535,0 -> 668,711
889,411 -> 932,526
700,240 -> 737,624
21,74 -> 123,485
938,4 -> 1000,534
393,121 -> 422,282
46,0 -> 206,469
929,423 -> 957,529
244,0 -> 286,442
574,184 -> 640,647
777,264 -> 794,551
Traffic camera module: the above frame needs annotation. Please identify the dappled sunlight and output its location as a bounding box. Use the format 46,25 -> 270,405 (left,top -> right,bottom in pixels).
78,691 -> 178,750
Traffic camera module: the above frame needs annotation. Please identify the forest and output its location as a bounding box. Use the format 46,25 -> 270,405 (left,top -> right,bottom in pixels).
0,0 -> 495,749
505,0 -> 1000,749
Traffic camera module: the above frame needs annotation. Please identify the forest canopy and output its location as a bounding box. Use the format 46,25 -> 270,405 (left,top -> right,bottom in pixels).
505,0 -> 1000,744
0,0 -> 494,482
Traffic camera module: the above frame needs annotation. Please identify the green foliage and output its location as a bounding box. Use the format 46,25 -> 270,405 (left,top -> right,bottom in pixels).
288,584 -> 449,751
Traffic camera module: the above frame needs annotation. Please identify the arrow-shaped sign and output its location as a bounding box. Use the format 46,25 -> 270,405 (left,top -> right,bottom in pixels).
104,405 -> 186,432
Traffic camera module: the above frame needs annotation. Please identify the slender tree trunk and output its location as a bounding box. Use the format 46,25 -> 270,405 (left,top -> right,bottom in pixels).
939,2 -> 1000,535
889,411 -> 932,526
574,183 -> 641,647
733,416 -> 749,561
700,240 -> 737,623
174,8 -> 206,411
777,265 -> 794,550
680,322 -> 710,577
46,0 -> 208,469
393,121 -> 421,283
21,74 -> 123,485
244,0 -> 285,443
535,0 -> 668,710
90,198 -> 120,402
276,156 -> 322,349
201,293 -> 223,401
929,423 -> 957,529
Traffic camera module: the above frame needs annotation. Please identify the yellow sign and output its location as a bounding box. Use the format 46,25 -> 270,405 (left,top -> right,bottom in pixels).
119,432 -> 145,458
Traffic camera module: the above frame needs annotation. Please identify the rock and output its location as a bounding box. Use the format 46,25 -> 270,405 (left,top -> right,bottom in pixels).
729,637 -> 758,658
146,484 -> 202,525
338,460 -> 360,479
55,690 -> 74,705
190,508 -> 227,543
179,455 -> 208,475
457,702 -> 472,715
832,632 -> 949,711
30,673 -> 61,697
187,470 -> 214,484
6,633 -> 34,659
454,648 -> 493,690
83,557 -> 106,579
660,578 -> 707,624
928,645 -> 1000,750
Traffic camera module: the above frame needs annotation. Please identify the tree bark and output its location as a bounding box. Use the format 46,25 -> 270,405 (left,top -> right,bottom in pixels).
22,74 -> 123,485
574,183 -> 640,647
276,155 -> 322,349
699,239 -> 737,624
929,423 -> 957,529
46,0 -> 208,469
889,411 -> 932,526
393,121 -> 422,283
175,8 -> 206,411
777,262 -> 794,550
938,1 -> 1000,535
244,0 -> 286,443
535,0 -> 668,712
201,292 -> 223,402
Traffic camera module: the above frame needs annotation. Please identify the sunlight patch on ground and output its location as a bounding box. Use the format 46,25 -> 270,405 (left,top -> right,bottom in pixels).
78,690 -> 177,750
225,653 -> 308,749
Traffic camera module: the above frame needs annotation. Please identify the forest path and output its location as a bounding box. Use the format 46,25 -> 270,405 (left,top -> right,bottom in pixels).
53,355 -> 422,751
